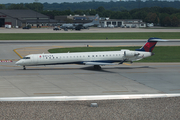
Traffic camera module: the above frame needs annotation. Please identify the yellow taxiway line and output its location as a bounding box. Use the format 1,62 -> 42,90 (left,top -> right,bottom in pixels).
13,48 -> 23,59
123,63 -> 132,66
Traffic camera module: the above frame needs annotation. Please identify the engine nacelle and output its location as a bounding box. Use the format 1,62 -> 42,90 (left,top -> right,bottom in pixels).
121,50 -> 140,57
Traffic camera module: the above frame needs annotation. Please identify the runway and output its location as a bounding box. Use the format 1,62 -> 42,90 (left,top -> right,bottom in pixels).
1,39 -> 180,45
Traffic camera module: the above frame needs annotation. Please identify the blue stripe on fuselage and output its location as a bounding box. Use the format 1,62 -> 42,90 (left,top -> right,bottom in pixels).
25,60 -> 121,66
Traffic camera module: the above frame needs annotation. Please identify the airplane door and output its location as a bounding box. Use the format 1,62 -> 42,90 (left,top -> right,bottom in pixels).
32,55 -> 38,64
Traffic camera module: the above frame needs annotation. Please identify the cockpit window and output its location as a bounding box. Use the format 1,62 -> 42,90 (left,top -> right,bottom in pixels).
23,57 -> 30,59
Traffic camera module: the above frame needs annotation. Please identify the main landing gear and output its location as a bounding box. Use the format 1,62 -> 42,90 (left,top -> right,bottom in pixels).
23,66 -> 26,70
93,65 -> 102,70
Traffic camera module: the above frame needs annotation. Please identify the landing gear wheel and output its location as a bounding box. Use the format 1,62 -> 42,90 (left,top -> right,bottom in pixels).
23,66 -> 26,70
94,65 -> 102,70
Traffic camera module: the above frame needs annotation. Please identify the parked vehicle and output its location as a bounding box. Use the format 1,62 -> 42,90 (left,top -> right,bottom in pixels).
22,26 -> 30,29
53,27 -> 60,30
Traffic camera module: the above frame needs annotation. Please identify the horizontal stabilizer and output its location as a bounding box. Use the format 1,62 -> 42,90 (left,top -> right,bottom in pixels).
148,39 -> 168,42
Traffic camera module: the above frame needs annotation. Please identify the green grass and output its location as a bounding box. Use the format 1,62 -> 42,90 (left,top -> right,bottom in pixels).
48,46 -> 180,62
141,27 -> 180,29
0,32 -> 180,40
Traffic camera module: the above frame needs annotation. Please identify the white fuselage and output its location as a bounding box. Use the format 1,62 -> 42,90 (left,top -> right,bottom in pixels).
16,50 -> 152,66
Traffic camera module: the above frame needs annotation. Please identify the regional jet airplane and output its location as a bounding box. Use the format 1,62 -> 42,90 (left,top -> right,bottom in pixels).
16,38 -> 167,70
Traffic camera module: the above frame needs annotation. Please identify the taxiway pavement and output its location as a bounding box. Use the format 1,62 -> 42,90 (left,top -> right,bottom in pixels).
0,40 -> 180,97
0,62 -> 180,97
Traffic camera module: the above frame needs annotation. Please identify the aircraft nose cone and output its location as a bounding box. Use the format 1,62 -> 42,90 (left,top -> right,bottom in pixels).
15,61 -> 20,65
16,60 -> 22,65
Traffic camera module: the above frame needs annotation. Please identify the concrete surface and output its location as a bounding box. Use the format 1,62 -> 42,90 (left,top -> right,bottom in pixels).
0,27 -> 180,33
0,40 -> 180,97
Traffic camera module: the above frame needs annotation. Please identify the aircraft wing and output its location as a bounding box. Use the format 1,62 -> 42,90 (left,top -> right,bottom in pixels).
83,62 -> 115,65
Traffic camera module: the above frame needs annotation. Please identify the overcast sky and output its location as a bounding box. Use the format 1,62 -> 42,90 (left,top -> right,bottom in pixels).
1,0 -> 114,4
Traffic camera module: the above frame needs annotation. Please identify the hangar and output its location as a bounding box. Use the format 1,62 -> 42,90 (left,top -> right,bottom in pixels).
0,10 -> 57,28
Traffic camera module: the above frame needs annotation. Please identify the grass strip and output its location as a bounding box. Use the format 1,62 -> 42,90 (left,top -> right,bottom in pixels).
48,46 -> 180,62
0,32 -> 180,40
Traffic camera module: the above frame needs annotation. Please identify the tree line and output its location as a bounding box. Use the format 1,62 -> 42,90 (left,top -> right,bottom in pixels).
40,6 -> 179,27
0,1 -> 180,27
1,1 -> 180,12
42,1 -> 180,11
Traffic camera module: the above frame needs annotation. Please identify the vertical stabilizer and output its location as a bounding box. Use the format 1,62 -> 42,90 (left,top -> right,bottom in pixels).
92,14 -> 100,25
136,38 -> 168,52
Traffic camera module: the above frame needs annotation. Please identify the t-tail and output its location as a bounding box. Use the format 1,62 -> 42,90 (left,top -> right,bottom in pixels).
136,37 -> 168,52
92,14 -> 100,25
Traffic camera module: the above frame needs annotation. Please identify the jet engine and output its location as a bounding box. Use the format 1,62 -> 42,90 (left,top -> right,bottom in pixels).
122,50 -> 140,57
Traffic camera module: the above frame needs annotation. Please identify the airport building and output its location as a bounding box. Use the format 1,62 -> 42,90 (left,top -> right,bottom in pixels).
0,10 -> 57,28
99,19 -> 146,28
